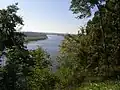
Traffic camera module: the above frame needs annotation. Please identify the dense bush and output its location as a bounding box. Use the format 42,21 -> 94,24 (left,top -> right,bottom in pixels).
27,48 -> 58,90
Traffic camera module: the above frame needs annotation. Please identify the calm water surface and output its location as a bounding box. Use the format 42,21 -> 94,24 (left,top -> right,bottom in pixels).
27,35 -> 64,56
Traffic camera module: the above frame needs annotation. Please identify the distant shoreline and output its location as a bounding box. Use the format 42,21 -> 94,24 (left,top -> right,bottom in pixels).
25,36 -> 48,43
23,32 -> 48,43
22,31 -> 66,43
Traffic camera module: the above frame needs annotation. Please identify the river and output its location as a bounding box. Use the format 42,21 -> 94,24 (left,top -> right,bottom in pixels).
26,35 -> 64,71
27,35 -> 64,55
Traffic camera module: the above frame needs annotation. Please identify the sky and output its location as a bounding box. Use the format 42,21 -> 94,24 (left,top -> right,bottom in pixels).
0,0 -> 89,34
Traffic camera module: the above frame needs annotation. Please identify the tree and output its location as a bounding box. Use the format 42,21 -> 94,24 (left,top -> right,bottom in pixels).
27,48 -> 58,90
0,3 -> 25,61
57,1 -> 120,89
70,0 -> 105,19
70,0 -> 120,77
0,47 -> 33,90
0,3 -> 33,90
0,3 -> 59,90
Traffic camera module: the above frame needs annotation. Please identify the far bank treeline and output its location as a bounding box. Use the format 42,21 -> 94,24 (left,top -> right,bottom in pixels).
0,0 -> 120,90
23,32 -> 48,42
23,32 -> 66,42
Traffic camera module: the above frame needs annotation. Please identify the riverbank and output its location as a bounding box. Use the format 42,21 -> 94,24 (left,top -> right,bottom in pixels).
23,32 -> 48,42
25,36 -> 48,42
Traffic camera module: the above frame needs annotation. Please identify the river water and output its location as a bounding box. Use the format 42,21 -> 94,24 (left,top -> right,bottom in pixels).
26,35 -> 64,71
27,35 -> 64,55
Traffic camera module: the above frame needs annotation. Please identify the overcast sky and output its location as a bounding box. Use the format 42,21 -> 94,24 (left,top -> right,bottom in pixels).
0,0 -> 89,34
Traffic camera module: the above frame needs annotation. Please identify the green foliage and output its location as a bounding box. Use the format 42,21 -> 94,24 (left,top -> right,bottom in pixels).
0,46 -> 32,90
0,3 -> 28,89
0,47 -> 57,90
0,3 -> 25,51
29,47 -> 51,69
77,81 -> 120,90
28,68 -> 58,90
55,67 -> 73,89
70,0 -> 105,19
0,4 -> 57,90
27,47 -> 58,90
58,32 -> 90,88
57,0 -> 120,89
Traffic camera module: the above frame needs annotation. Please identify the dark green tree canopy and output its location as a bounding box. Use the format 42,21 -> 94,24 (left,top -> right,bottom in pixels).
0,3 -> 25,52
70,0 -> 105,19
